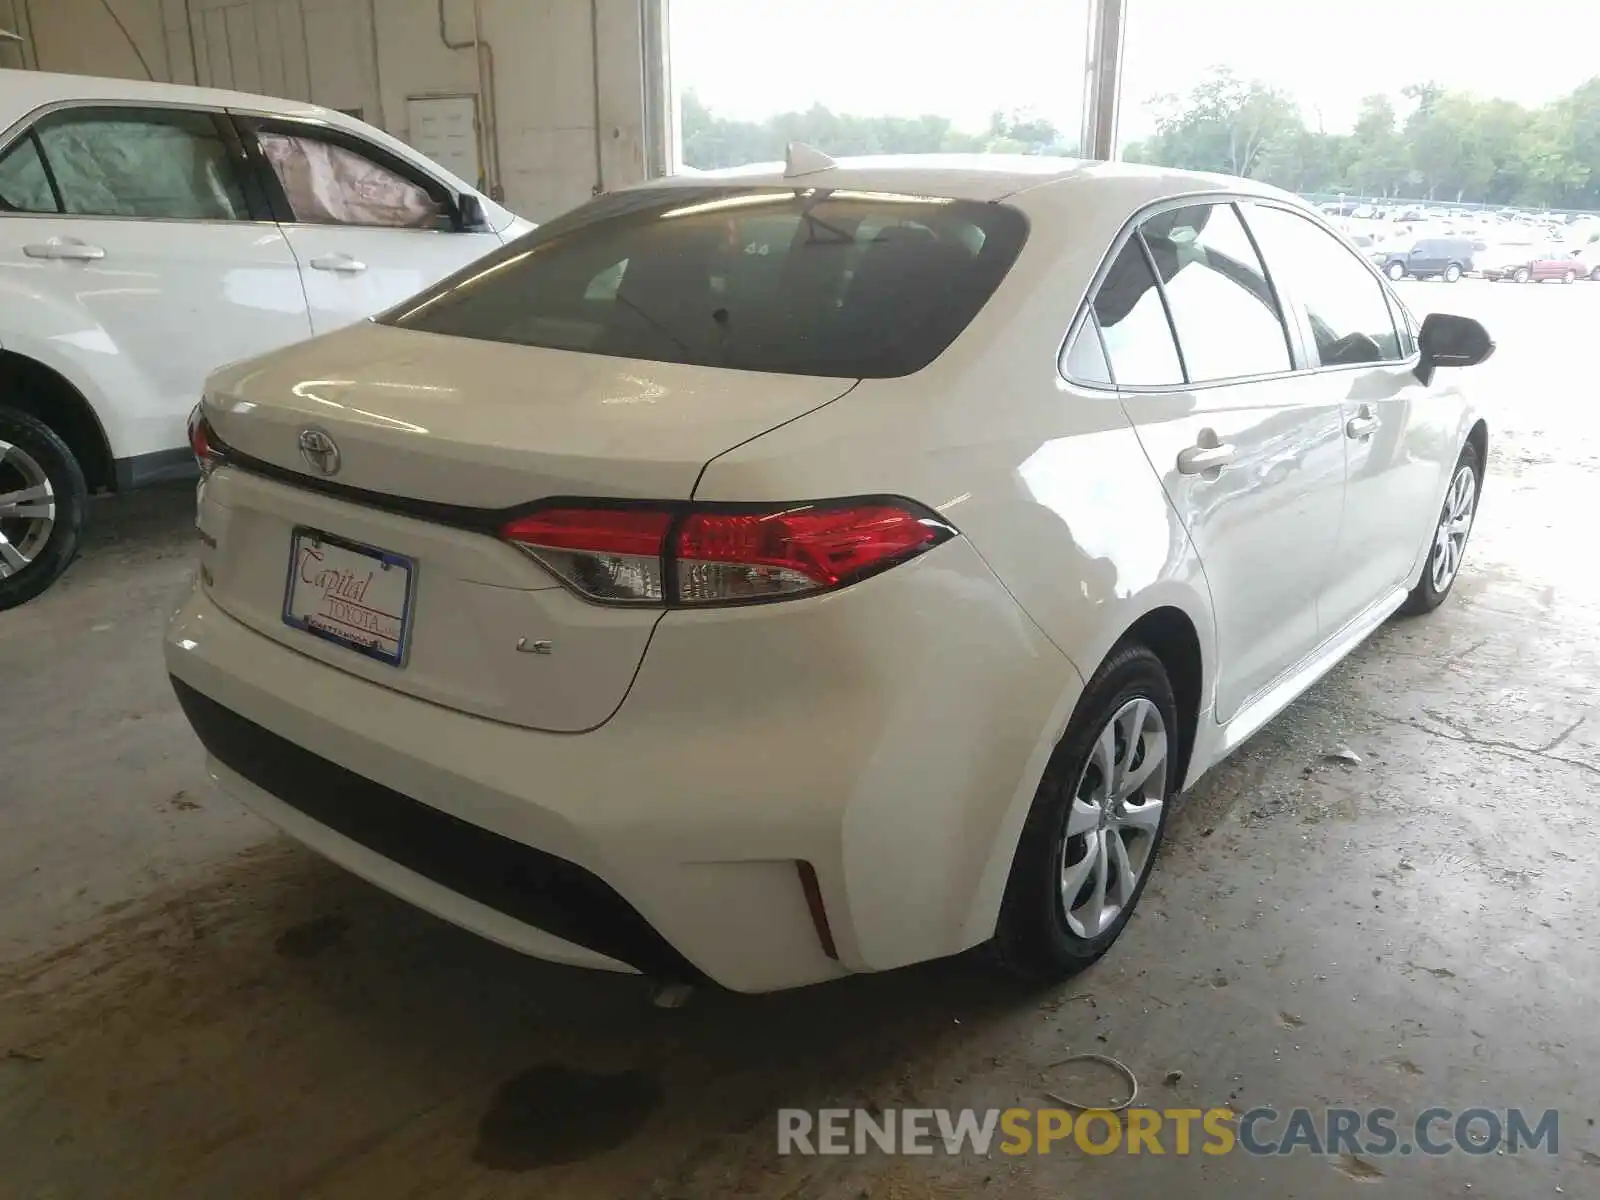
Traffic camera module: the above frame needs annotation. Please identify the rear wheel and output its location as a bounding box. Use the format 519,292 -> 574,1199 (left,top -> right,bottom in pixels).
994,644 -> 1176,981
1589,266 -> 1600,282
0,406 -> 87,610
1400,441 -> 1480,617
1563,268 -> 1577,284
1386,261 -> 1407,280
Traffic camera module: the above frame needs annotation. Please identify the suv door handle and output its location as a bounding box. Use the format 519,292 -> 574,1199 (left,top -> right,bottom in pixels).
308,253 -> 367,273
1346,405 -> 1379,439
23,240 -> 105,261
1176,433 -> 1236,476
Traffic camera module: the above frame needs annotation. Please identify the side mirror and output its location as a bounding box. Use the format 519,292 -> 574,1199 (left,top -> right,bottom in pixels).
1415,312 -> 1494,385
456,193 -> 490,232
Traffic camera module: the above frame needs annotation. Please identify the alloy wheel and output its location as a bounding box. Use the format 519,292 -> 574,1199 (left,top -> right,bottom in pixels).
1059,697 -> 1167,939
1430,462 -> 1477,593
0,439 -> 56,579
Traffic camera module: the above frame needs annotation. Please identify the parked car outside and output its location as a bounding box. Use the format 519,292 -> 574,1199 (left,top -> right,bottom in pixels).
0,70 -> 533,608
166,153 -> 1493,992
1372,235 -> 1475,281
1481,246 -> 1584,283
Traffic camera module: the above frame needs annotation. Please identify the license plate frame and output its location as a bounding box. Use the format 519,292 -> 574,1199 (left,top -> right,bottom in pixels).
282,527 -> 416,668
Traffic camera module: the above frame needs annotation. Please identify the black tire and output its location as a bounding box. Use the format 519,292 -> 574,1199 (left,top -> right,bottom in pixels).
1400,440 -> 1481,617
1443,263 -> 1462,282
1563,269 -> 1577,284
1386,261 -> 1407,280
993,643 -> 1178,982
0,406 -> 87,610
1513,267 -> 1532,284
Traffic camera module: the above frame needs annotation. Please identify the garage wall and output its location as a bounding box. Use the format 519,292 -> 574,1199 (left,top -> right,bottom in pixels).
4,0 -> 662,220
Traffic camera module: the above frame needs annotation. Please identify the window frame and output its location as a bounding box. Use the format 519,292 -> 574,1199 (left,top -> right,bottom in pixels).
0,100 -> 270,224
1059,191 -> 1418,392
235,113 -> 468,233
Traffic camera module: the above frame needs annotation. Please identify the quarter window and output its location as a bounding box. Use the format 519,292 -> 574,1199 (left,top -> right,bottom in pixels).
258,131 -> 447,229
1063,315 -> 1113,385
32,107 -> 249,220
1091,237 -> 1184,387
1138,202 -> 1293,382
1242,203 -> 1402,366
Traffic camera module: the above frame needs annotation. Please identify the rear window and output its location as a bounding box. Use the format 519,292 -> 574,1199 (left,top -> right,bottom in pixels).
384,186 -> 1028,378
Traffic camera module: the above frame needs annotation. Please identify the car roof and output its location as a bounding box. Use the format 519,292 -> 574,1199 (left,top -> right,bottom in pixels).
0,68 -> 342,128
644,153 -> 1303,208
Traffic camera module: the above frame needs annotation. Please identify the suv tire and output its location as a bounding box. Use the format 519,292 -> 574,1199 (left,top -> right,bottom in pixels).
0,405 -> 87,610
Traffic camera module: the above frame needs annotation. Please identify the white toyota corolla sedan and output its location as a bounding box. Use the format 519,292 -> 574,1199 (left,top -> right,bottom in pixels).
165,152 -> 1492,993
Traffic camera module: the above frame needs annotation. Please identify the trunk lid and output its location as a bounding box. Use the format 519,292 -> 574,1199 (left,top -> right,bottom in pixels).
197,322 -> 856,732
203,321 -> 857,508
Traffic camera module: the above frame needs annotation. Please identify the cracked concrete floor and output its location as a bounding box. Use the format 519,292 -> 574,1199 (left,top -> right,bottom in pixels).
2,281 -> 1596,1198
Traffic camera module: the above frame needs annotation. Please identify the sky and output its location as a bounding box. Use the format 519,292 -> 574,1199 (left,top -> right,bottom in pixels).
670,0 -> 1600,142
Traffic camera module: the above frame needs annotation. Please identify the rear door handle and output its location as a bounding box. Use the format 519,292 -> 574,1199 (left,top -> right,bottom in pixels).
23,240 -> 105,261
1346,405 -> 1379,439
308,253 -> 367,273
1176,434 -> 1236,476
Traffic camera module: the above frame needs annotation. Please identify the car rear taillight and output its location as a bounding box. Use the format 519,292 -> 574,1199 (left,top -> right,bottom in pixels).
501,499 -> 954,607
188,405 -> 224,476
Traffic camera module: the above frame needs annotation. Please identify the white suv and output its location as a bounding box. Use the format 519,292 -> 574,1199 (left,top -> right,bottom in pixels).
167,155 -> 1493,992
0,70 -> 530,608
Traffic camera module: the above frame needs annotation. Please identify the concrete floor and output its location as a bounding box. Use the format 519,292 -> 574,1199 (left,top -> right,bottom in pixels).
3,281 -> 1596,1198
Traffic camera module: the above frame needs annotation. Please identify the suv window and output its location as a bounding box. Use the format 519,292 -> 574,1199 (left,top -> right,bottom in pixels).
1089,236 -> 1184,387
386,187 -> 1029,378
1242,203 -> 1402,367
31,107 -> 249,220
1139,202 -> 1292,382
0,134 -> 57,213
258,129 -> 448,229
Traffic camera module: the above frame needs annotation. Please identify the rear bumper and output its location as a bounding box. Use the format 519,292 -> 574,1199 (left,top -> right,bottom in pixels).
165,538 -> 1080,992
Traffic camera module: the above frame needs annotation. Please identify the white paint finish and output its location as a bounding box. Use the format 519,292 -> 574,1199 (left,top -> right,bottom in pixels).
279,223 -> 502,335
1122,374 -> 1347,722
405,94 -> 479,186
170,159 -> 1482,989
198,466 -> 663,732
203,320 -> 858,505
0,214 -> 309,459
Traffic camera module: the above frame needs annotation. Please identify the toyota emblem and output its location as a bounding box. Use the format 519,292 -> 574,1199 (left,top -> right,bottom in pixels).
297,428 -> 341,476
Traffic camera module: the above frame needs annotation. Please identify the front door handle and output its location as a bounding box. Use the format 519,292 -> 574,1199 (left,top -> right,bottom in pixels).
308,253 -> 367,273
23,240 -> 105,261
1176,431 -> 1236,476
1346,405 -> 1379,439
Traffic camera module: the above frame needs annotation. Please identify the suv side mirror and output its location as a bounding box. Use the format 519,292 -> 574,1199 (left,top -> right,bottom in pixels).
456,193 -> 490,232
1416,312 -> 1494,385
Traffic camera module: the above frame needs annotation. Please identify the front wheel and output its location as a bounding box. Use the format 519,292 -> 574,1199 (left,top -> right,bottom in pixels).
1400,442 -> 1481,617
993,644 -> 1176,981
1589,266 -> 1600,282
1386,261 -> 1407,280
1513,267 -> 1532,284
1443,263 -> 1462,282
1563,269 -> 1577,284
0,406 -> 87,610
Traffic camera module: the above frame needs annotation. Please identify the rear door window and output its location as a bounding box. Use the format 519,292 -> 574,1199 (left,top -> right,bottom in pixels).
385,187 -> 1027,378
1138,202 -> 1293,382
30,107 -> 249,220
0,134 -> 58,213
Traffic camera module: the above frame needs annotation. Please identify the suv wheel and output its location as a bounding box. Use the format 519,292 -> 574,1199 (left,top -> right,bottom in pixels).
1443,263 -> 1462,282
0,406 -> 87,610
994,644 -> 1176,981
1400,441 -> 1480,616
1386,261 -> 1407,280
